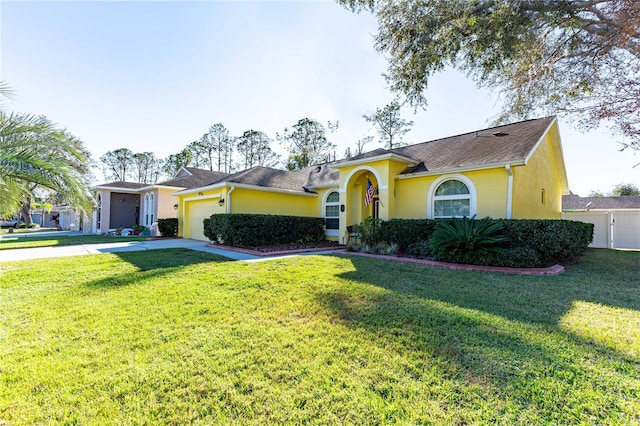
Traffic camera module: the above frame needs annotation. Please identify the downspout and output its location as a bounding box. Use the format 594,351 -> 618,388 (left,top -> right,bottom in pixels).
505,164 -> 513,219
226,186 -> 235,214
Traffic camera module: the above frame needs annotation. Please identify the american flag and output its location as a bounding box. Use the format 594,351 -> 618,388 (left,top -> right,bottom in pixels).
364,178 -> 375,206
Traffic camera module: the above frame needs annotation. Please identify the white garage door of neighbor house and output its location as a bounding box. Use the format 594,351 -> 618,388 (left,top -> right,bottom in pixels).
563,212 -> 609,248
186,200 -> 215,241
612,212 -> 640,250
563,211 -> 640,250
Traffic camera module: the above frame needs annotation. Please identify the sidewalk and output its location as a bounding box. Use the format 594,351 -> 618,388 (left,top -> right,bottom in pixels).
0,238 -> 344,263
0,238 -> 260,262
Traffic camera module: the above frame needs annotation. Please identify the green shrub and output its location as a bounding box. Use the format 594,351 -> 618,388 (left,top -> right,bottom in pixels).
157,218 -> 178,238
205,214 -> 325,247
132,224 -> 147,233
405,241 -> 434,258
357,216 -> 383,245
379,219 -> 437,251
499,219 -> 593,266
429,217 -> 508,264
495,247 -> 542,268
203,218 -> 212,241
372,217 -> 592,267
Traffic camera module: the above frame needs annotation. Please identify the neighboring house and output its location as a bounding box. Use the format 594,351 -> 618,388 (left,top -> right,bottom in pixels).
31,204 -> 89,232
175,116 -> 569,242
563,194 -> 640,249
92,167 -> 228,234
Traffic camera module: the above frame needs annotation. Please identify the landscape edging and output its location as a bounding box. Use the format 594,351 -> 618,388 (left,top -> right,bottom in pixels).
206,243 -> 564,275
340,251 -> 565,275
205,243 -> 344,257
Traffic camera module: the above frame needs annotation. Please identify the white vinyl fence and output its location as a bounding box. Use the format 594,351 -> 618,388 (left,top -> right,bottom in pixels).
563,210 -> 640,250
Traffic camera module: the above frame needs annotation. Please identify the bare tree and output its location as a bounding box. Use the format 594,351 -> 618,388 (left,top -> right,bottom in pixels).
278,118 -> 336,170
363,102 -> 413,149
236,130 -> 279,169
100,148 -> 134,181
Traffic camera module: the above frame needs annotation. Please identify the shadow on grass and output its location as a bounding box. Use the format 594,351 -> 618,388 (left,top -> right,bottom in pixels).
332,248 -> 640,326
314,249 -> 640,420
85,248 -> 232,288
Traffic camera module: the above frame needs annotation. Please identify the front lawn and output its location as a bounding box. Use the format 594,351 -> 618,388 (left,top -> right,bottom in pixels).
0,234 -> 149,250
1,249 -> 638,424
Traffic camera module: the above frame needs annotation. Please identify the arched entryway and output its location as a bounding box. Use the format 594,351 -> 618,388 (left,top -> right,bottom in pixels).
340,167 -> 383,242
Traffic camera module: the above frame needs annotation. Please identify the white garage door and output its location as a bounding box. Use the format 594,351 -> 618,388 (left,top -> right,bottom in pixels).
612,212 -> 640,250
563,212 -> 609,248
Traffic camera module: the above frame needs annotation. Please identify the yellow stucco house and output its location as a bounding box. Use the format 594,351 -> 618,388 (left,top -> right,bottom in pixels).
175,116 -> 569,243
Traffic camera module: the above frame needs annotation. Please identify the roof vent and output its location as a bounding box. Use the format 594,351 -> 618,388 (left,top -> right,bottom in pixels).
493,131 -> 508,137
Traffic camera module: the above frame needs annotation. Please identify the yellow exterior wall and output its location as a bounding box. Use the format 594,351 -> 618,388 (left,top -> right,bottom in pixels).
511,128 -> 564,219
395,169 -> 509,219
336,158 -> 413,239
464,169 -> 510,218
177,186 -> 323,241
230,187 -> 318,217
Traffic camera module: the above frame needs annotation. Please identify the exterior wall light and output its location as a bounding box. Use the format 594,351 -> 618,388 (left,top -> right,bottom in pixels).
218,199 -> 225,207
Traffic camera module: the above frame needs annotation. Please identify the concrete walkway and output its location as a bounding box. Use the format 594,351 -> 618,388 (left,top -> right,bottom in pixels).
0,238 -> 262,262
0,237 -> 343,263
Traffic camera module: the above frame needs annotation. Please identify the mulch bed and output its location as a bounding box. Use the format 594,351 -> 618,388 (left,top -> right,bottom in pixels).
245,240 -> 341,253
205,240 -> 563,275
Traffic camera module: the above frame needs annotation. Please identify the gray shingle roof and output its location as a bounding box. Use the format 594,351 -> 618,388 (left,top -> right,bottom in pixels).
393,116 -> 556,173
301,164 -> 339,188
95,181 -> 148,190
158,167 -> 229,189
563,194 -> 640,210
211,164 -> 340,193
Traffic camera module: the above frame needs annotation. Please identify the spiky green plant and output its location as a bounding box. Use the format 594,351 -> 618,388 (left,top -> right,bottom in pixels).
429,217 -> 508,262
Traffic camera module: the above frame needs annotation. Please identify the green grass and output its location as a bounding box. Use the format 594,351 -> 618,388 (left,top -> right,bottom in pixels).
0,227 -> 54,235
1,248 -> 639,424
0,234 -> 149,250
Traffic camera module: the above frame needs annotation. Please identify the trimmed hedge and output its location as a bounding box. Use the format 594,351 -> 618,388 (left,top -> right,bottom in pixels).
499,219 -> 594,266
157,218 -> 178,238
362,217 -> 593,267
379,219 -> 438,251
204,213 -> 325,247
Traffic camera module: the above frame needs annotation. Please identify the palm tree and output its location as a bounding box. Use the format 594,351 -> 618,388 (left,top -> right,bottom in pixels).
0,111 -> 93,219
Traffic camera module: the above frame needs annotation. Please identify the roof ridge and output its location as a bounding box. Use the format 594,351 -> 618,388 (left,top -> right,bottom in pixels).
402,116 -> 555,148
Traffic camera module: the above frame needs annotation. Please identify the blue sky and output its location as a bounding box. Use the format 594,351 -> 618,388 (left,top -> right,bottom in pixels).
2,1 -> 638,196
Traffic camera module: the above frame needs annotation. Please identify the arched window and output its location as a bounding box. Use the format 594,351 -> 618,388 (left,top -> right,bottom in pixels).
149,193 -> 155,226
324,191 -> 340,235
144,193 -> 150,226
433,179 -> 472,218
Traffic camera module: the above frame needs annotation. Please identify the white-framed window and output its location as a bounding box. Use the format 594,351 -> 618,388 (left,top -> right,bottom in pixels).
144,192 -> 155,227
324,191 -> 340,235
428,175 -> 477,218
149,193 -> 154,225
144,193 -> 149,226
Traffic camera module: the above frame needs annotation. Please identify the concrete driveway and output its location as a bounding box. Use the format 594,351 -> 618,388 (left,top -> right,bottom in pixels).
0,237 -> 260,262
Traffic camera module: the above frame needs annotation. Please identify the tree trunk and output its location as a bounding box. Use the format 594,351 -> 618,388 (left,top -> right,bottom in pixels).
19,200 -> 32,227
